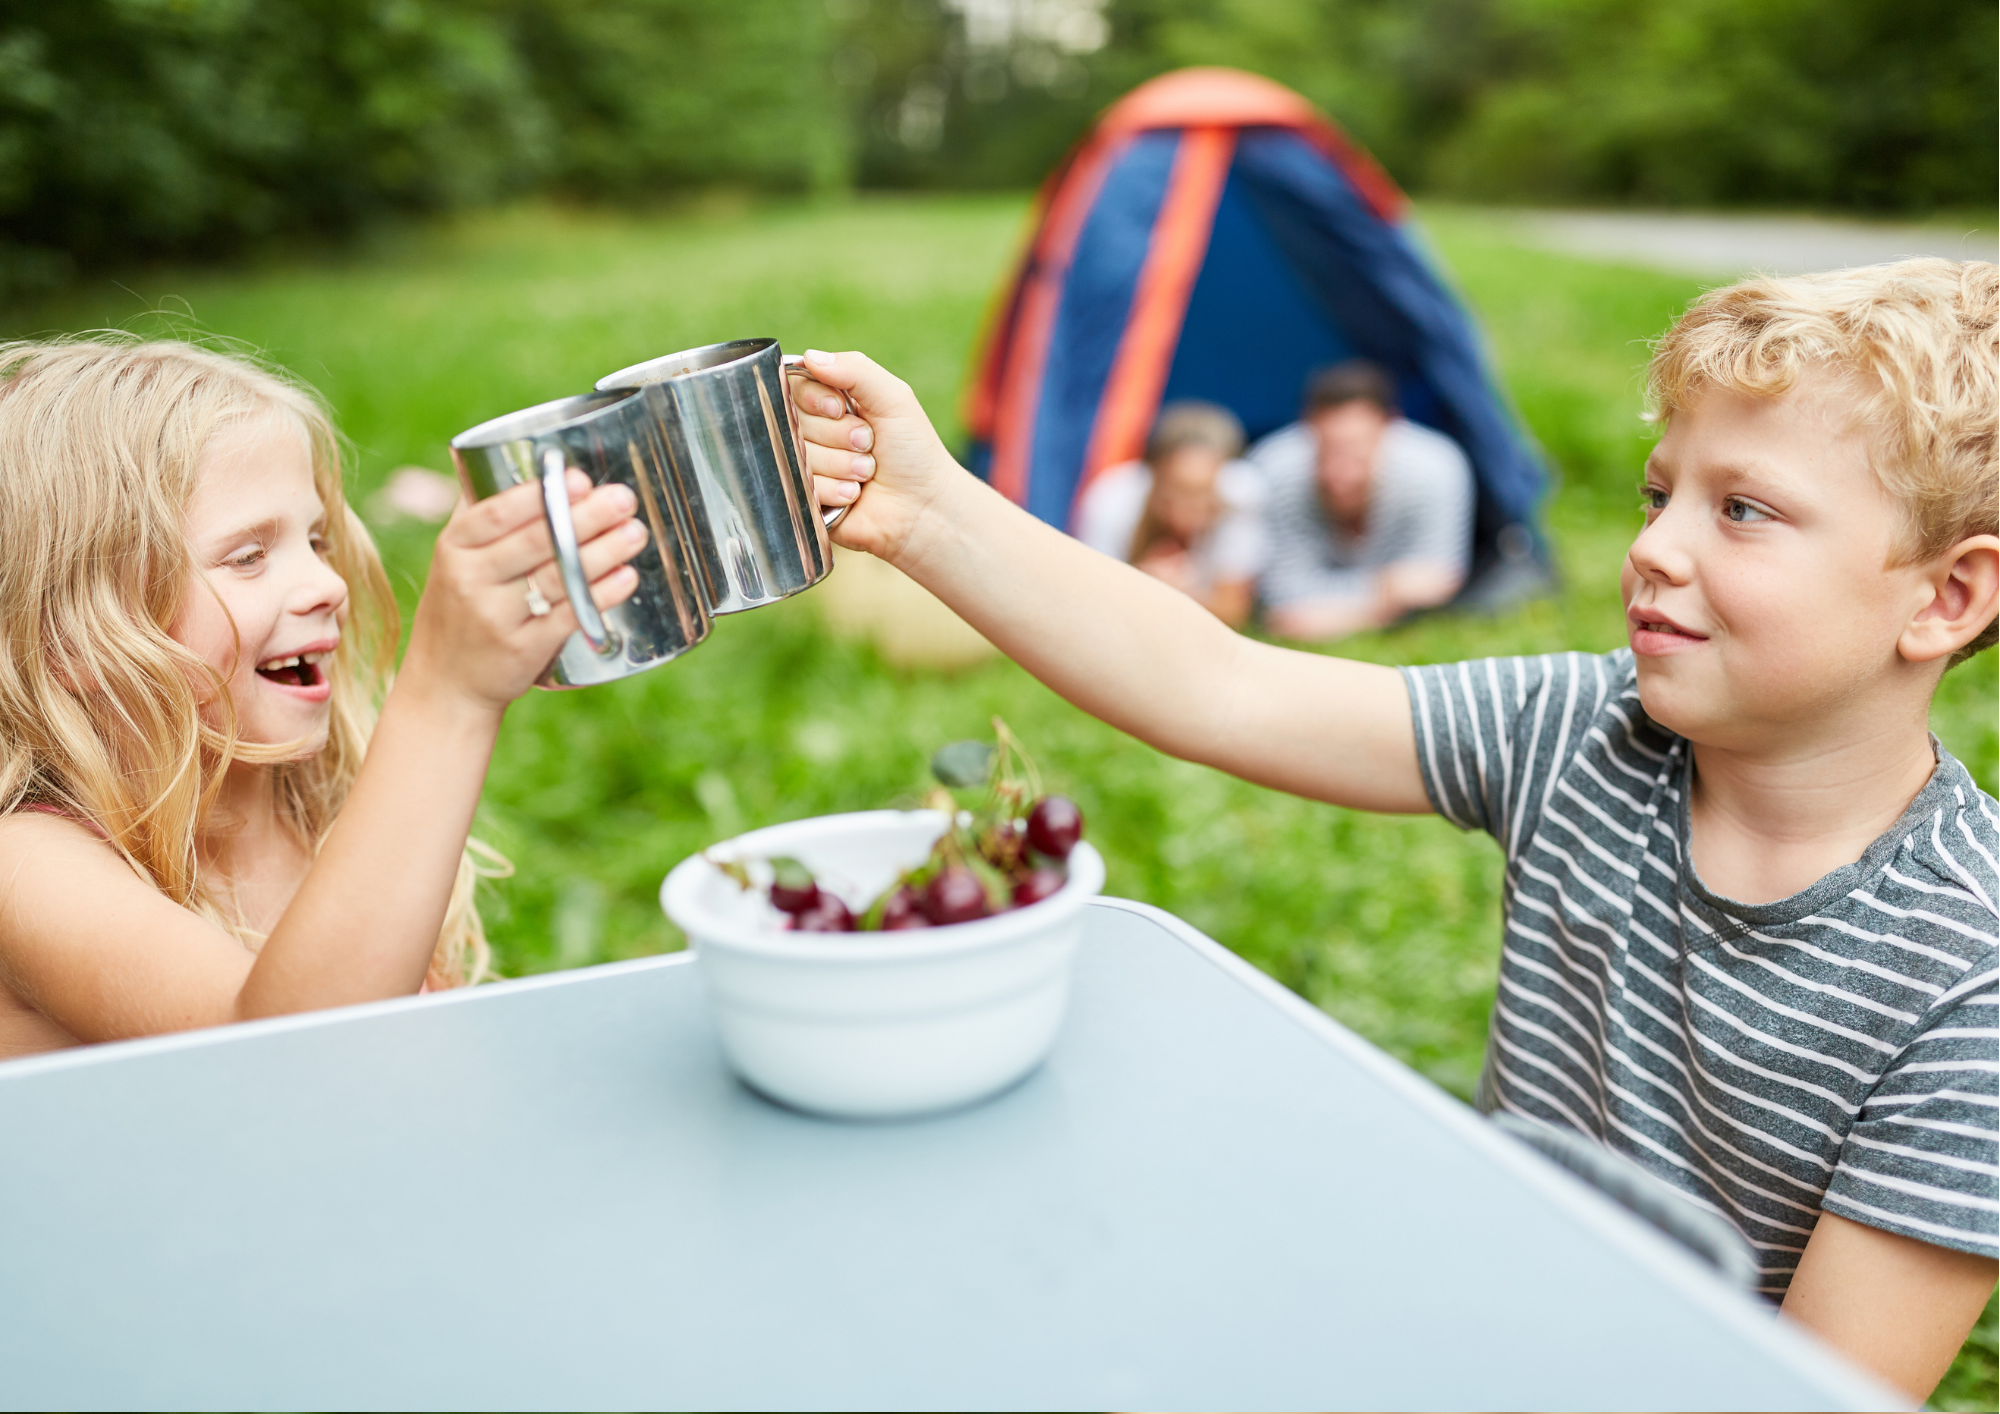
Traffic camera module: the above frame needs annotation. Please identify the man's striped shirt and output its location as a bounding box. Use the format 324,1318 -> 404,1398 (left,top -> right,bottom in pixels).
1402,650 -> 1998,1298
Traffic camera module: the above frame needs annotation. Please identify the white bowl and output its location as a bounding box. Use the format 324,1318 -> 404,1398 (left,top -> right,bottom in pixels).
660,809 -> 1105,1120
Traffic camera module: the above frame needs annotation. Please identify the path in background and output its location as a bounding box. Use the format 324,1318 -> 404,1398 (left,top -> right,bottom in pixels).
1503,210 -> 1997,280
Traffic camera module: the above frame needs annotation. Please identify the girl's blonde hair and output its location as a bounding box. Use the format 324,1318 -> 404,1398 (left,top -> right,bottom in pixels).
1648,258 -> 1998,664
0,336 -> 496,986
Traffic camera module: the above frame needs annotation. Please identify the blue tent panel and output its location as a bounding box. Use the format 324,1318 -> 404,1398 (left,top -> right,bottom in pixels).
1230,130 -> 1542,530
1023,129 -> 1179,528
1160,168 -> 1357,443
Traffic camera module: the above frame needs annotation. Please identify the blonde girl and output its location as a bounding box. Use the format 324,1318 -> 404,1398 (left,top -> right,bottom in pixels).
0,338 -> 649,1058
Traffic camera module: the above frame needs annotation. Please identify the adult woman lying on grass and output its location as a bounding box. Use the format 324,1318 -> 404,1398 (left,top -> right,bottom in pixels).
1073,400 -> 1265,628
798,260 -> 1998,1402
0,339 -> 652,1057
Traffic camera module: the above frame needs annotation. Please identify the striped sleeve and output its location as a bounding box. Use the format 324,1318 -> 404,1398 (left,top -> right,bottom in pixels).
1821,968 -> 2000,1257
1400,652 -> 1618,850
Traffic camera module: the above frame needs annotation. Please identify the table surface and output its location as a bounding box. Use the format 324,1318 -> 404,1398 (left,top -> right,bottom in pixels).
0,898 -> 1891,1412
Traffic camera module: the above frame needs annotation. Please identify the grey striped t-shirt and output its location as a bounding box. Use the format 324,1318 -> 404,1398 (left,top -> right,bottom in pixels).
1402,649 -> 1998,1298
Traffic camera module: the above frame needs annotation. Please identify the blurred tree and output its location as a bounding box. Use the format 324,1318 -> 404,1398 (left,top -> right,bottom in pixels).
0,0 -> 1988,294
1427,0 -> 1998,211
0,0 -> 546,286
0,0 -> 848,294
841,0 -> 1995,212
839,0 -> 1123,189
506,0 -> 848,197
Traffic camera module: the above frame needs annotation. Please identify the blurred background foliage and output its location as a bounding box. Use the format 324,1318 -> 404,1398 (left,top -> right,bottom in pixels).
1,0 -> 1990,296
0,0 -> 847,290
855,0 -> 1997,210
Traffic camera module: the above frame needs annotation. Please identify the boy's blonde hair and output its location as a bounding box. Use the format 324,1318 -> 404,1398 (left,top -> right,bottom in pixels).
1648,258 -> 1998,664
0,336 -> 495,986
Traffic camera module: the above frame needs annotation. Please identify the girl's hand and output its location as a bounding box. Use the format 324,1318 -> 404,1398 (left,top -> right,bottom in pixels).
403,468 -> 647,714
790,349 -> 967,566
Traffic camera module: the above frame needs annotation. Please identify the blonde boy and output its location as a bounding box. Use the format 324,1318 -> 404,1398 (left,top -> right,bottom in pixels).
795,258 -> 1998,1401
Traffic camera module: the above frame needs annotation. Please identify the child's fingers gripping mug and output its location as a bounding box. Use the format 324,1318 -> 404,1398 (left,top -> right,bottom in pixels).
450,338 -> 843,688
450,389 -> 714,689
596,338 -> 845,615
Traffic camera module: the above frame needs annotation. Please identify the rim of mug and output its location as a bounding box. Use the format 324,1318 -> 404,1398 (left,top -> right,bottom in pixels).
450,386 -> 648,451
593,337 -> 777,393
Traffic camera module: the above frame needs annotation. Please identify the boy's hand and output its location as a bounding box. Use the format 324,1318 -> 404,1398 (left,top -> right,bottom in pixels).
404,469 -> 647,715
790,349 -> 964,566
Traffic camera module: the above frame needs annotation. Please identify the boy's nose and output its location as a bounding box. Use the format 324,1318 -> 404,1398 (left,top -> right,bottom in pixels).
1626,514 -> 1694,586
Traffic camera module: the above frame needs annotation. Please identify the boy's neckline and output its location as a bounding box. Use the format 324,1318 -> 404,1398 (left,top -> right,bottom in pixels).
1672,734 -> 1955,931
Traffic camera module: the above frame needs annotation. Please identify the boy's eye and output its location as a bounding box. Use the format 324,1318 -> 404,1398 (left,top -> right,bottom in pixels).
1639,484 -> 1669,514
1723,497 -> 1774,523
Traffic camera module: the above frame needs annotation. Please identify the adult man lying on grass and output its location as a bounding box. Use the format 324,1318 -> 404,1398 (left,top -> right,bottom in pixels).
1253,359 -> 1476,641
794,258 -> 1999,1403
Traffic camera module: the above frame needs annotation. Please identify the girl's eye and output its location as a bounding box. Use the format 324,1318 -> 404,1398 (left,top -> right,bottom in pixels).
310,535 -> 331,557
1723,497 -> 1774,523
1639,485 -> 1669,515
227,546 -> 266,569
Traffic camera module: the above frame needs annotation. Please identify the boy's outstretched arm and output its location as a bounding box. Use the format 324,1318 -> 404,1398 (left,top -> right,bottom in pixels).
797,351 -> 1429,814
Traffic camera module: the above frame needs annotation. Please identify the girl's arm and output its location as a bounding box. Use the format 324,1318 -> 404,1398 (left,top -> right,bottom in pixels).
0,473 -> 645,1039
800,351 -> 1429,812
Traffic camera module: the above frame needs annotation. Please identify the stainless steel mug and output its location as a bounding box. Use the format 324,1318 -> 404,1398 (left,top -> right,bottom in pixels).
450,389 -> 712,689
596,338 -> 839,615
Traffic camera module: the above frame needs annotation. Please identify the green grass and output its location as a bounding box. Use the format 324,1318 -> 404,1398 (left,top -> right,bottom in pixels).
5,195 -> 1995,1402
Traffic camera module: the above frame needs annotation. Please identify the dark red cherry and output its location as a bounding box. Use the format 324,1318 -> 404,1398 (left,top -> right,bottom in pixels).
1011,867 -> 1065,908
768,857 -> 819,914
770,881 -> 819,914
880,885 -> 930,930
790,892 -> 854,932
1025,795 -> 1083,858
922,865 -> 990,925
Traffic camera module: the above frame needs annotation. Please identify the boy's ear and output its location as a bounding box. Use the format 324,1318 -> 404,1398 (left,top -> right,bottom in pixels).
1899,534 -> 2000,665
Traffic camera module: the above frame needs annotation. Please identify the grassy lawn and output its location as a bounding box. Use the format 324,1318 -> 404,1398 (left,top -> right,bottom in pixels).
5,195 -> 1994,1402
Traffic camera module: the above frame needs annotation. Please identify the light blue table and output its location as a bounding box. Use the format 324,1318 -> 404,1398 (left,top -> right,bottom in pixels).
0,898 -> 1892,1411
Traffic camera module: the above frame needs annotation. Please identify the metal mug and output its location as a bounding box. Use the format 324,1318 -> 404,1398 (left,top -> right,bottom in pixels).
449,388 -> 713,689
595,338 -> 842,615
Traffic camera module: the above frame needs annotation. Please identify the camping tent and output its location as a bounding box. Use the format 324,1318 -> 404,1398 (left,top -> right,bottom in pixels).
963,68 -> 1551,608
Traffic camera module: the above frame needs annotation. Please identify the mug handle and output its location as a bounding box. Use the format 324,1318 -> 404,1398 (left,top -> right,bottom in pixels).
540,448 -> 622,657
780,354 -> 852,529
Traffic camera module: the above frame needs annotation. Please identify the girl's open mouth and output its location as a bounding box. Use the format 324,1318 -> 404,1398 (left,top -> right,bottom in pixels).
255,651 -> 330,691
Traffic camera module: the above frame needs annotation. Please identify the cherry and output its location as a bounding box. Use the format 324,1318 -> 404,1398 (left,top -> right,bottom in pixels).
880,885 -> 930,930
922,865 -> 990,925
768,857 -> 820,914
790,892 -> 854,932
770,881 -> 819,914
1026,795 -> 1083,858
1011,867 -> 1065,908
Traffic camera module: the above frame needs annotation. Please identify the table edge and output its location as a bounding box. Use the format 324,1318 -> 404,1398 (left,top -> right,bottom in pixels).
1086,896 -> 1907,1412
0,949 -> 695,1084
